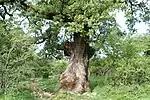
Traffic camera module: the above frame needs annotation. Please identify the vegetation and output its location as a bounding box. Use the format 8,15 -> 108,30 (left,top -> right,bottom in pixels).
1,76 -> 150,100
0,0 -> 150,99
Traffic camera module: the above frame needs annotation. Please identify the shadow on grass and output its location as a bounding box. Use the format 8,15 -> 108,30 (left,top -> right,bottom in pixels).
37,76 -> 60,93
89,76 -> 108,91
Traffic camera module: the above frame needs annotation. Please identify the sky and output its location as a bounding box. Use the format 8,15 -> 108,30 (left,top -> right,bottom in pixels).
116,0 -> 150,34
115,11 -> 149,34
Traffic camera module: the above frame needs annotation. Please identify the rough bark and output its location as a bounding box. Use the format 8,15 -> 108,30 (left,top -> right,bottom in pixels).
60,33 -> 90,93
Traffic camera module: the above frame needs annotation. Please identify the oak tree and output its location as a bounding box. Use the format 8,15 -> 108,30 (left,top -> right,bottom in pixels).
0,0 -> 149,92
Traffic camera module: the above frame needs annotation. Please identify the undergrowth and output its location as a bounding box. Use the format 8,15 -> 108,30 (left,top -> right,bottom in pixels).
1,76 -> 150,100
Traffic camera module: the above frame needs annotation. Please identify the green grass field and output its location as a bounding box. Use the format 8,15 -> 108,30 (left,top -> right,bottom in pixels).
1,76 -> 150,100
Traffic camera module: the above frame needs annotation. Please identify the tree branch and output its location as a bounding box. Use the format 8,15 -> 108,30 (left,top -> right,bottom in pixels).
2,5 -> 13,16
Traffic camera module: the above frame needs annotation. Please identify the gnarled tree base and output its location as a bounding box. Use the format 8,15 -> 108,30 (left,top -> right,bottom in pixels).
60,33 -> 90,93
60,62 -> 90,93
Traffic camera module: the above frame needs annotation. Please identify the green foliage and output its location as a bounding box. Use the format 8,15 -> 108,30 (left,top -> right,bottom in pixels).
0,22 -> 37,94
110,35 -> 150,85
90,57 -> 114,76
90,33 -> 150,85
111,56 -> 150,85
34,59 -> 67,78
92,84 -> 150,100
0,0 -> 150,99
22,0 -> 123,57
1,76 -> 150,100
37,77 -> 59,93
0,90 -> 36,100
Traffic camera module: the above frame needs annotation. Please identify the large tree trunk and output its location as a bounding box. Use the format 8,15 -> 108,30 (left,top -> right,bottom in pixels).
60,33 -> 90,93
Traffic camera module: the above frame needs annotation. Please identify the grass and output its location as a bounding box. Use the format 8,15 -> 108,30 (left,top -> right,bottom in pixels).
0,90 -> 36,100
1,76 -> 150,100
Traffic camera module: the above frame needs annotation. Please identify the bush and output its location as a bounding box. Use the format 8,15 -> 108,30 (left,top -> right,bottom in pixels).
91,34 -> 150,85
90,57 -> 115,76
0,27 -> 37,94
34,59 -> 67,78
110,36 -> 150,85
111,57 -> 150,85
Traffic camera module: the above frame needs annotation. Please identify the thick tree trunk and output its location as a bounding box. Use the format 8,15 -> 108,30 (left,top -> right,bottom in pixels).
60,33 -> 90,93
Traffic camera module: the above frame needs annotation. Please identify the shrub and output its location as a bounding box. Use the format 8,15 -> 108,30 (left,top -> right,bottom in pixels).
91,34 -> 150,85
0,26 -> 37,94
34,59 -> 67,78
111,57 -> 150,85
